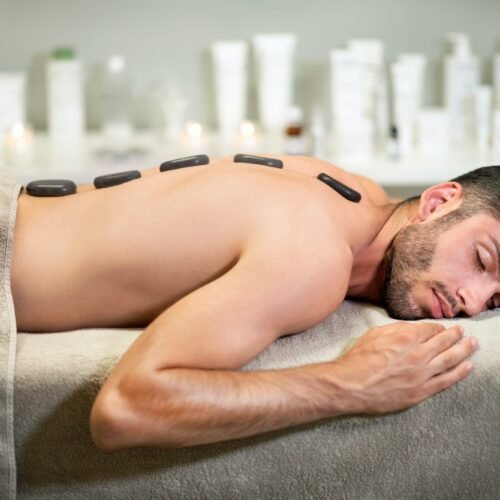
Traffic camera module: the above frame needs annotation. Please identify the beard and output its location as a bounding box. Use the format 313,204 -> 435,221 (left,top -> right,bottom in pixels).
381,221 -> 443,320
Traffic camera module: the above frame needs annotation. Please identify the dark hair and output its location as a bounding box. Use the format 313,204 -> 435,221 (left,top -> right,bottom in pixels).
396,165 -> 500,230
451,165 -> 500,215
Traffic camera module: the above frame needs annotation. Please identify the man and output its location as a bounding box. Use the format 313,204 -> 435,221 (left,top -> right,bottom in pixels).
10,155 -> 485,450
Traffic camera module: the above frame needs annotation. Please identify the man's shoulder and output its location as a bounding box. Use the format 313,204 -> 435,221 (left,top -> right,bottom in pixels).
242,217 -> 353,333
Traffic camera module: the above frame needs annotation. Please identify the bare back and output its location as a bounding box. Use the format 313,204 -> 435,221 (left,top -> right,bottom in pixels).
10,156 -> 387,332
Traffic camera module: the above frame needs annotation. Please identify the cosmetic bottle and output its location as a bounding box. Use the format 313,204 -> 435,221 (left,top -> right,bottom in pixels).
212,41 -> 248,140
252,34 -> 297,133
390,54 -> 426,157
494,54 -> 500,109
330,48 -> 363,127
417,108 -> 450,155
100,55 -> 134,148
309,106 -> 327,159
444,33 -> 480,146
348,39 -> 389,152
386,125 -> 400,160
284,105 -> 305,155
47,47 -> 85,141
474,85 -> 492,152
0,73 -> 25,135
492,110 -> 500,153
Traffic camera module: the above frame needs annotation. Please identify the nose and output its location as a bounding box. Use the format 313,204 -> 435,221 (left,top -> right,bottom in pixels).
457,285 -> 492,317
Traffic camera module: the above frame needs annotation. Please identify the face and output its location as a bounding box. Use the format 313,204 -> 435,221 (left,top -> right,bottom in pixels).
382,213 -> 500,320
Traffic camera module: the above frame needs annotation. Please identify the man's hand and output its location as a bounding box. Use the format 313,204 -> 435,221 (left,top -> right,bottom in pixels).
334,322 -> 477,415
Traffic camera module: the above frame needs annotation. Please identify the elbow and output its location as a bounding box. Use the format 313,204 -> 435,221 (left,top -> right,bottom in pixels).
90,370 -> 188,450
90,389 -> 129,451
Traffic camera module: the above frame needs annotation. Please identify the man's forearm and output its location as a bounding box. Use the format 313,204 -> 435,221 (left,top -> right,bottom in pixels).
90,322 -> 476,450
91,362 -> 349,449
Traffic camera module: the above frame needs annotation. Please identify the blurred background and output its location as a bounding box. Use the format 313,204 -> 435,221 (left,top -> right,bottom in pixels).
0,0 -> 499,196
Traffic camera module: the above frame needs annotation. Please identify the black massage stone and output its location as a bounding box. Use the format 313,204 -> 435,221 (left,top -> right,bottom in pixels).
233,154 -> 283,168
94,170 -> 141,189
26,179 -> 77,197
317,173 -> 362,203
159,154 -> 210,172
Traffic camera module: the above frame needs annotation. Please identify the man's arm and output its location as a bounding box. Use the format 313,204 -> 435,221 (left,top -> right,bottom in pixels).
90,248 -> 477,450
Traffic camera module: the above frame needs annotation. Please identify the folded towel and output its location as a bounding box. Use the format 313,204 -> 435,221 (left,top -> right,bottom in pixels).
0,173 -> 23,500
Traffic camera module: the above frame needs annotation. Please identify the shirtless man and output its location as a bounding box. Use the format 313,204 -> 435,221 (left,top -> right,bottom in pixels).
10,155 -> 485,450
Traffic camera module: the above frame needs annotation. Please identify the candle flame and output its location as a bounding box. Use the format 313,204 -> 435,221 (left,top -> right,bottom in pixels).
12,123 -> 25,139
240,121 -> 255,137
185,121 -> 203,139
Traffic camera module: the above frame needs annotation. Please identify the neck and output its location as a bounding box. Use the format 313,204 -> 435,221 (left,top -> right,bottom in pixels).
347,201 -> 416,304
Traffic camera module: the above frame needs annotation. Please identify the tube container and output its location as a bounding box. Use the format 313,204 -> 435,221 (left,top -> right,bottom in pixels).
444,33 -> 480,146
252,34 -> 297,133
47,47 -> 85,141
212,41 -> 248,139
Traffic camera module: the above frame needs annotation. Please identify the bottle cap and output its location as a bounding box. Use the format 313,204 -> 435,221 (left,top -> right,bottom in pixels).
52,47 -> 75,60
446,33 -> 472,59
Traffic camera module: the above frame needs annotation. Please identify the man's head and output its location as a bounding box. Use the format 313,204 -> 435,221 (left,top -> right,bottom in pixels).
382,165 -> 500,320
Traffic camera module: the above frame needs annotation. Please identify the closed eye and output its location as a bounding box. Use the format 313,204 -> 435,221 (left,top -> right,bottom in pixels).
475,249 -> 486,272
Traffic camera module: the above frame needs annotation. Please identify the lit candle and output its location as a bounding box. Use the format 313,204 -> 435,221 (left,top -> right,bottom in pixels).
182,120 -> 206,153
3,123 -> 34,166
238,120 -> 258,152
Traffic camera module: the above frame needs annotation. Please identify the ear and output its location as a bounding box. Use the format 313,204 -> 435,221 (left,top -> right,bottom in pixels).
416,181 -> 463,222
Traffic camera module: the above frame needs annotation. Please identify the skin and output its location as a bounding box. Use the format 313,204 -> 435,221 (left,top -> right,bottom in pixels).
9,155 -> 481,450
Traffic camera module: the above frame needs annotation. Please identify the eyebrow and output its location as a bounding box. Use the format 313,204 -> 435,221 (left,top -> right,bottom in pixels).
490,236 -> 500,278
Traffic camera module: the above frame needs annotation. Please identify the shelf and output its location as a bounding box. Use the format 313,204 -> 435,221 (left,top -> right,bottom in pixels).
2,132 -> 500,187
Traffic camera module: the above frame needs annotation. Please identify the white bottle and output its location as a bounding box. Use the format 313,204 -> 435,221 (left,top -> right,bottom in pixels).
474,85 -> 492,152
47,47 -> 85,140
494,54 -> 500,109
212,41 -> 248,140
444,33 -> 480,147
493,110 -> 500,153
252,34 -> 297,133
309,106 -> 327,159
100,55 -> 134,147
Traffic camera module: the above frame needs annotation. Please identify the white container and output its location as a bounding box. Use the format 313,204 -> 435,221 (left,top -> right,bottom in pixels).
444,33 -> 480,146
47,47 -> 85,141
494,54 -> 500,109
330,48 -> 364,126
417,108 -> 450,155
390,54 -> 426,156
474,85 -> 492,152
493,110 -> 500,153
100,55 -> 134,147
212,41 -> 248,139
309,106 -> 327,159
0,73 -> 25,135
252,34 -> 296,132
334,117 -> 374,164
347,39 -> 387,149
347,39 -> 385,118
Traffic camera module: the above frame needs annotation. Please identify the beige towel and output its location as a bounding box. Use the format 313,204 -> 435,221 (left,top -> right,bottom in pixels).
0,172 -> 23,500
13,302 -> 500,500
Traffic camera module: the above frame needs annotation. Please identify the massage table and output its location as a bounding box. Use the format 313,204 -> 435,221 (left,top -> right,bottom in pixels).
2,300 -> 498,499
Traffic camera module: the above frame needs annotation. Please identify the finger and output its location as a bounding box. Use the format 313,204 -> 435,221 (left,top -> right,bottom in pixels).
412,321 -> 448,342
428,336 -> 478,376
422,360 -> 474,398
422,325 -> 464,357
